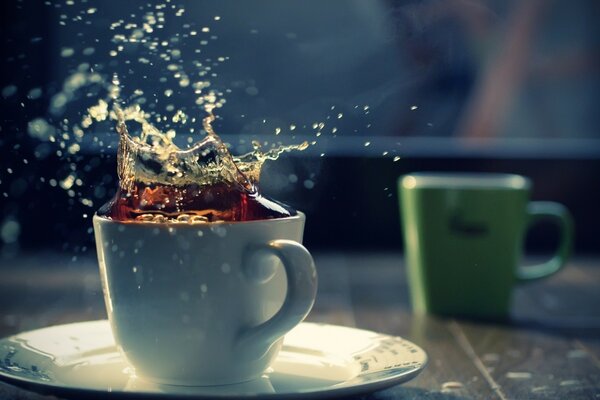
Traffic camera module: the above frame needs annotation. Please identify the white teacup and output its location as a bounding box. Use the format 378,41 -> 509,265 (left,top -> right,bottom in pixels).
93,212 -> 317,386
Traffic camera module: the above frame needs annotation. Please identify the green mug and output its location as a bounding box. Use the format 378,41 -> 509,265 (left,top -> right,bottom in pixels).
398,172 -> 573,319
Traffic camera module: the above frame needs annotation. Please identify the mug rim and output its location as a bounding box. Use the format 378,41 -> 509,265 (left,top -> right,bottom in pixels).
399,172 -> 530,190
93,211 -> 305,227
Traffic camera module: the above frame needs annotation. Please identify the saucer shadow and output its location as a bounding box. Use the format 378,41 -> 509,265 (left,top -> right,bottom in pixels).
340,386 -> 470,400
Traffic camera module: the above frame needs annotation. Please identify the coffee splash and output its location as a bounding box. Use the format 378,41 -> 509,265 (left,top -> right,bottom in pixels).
93,78 -> 308,223
19,3 -> 322,227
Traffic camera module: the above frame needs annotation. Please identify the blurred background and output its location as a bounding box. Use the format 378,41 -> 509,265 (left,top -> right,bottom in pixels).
1,0 -> 599,260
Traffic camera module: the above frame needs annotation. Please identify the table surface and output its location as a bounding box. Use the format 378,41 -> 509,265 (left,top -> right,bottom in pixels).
0,252 -> 599,399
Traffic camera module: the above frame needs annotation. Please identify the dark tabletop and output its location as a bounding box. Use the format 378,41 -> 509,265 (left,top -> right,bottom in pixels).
0,252 -> 599,399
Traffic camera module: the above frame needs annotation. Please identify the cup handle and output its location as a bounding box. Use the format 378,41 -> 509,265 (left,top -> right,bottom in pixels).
237,239 -> 317,352
516,201 -> 574,281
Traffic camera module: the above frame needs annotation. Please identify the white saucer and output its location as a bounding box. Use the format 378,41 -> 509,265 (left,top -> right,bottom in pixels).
0,321 -> 427,399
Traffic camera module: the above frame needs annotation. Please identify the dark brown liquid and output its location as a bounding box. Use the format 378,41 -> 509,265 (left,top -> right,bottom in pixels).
98,181 -> 296,222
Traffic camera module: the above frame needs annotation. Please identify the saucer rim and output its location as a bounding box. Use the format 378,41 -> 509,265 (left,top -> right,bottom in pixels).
0,321 -> 428,399
0,366 -> 427,400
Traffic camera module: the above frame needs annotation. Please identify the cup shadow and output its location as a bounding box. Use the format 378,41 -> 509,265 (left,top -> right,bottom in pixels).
125,374 -> 275,396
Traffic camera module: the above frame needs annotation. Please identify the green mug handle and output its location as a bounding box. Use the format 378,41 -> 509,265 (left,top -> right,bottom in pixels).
516,201 -> 574,281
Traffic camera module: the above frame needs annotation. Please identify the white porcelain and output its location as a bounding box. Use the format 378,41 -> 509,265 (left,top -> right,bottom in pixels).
0,321 -> 428,399
93,213 -> 317,385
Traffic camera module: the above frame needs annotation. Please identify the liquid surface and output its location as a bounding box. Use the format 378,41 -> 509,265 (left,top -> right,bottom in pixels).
98,181 -> 297,223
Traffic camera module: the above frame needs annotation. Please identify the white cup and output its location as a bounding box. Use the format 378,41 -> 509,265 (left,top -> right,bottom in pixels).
93,212 -> 317,386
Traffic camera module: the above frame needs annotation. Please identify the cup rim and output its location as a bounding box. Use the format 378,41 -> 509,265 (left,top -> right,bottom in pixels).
93,211 -> 305,227
399,172 -> 531,190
